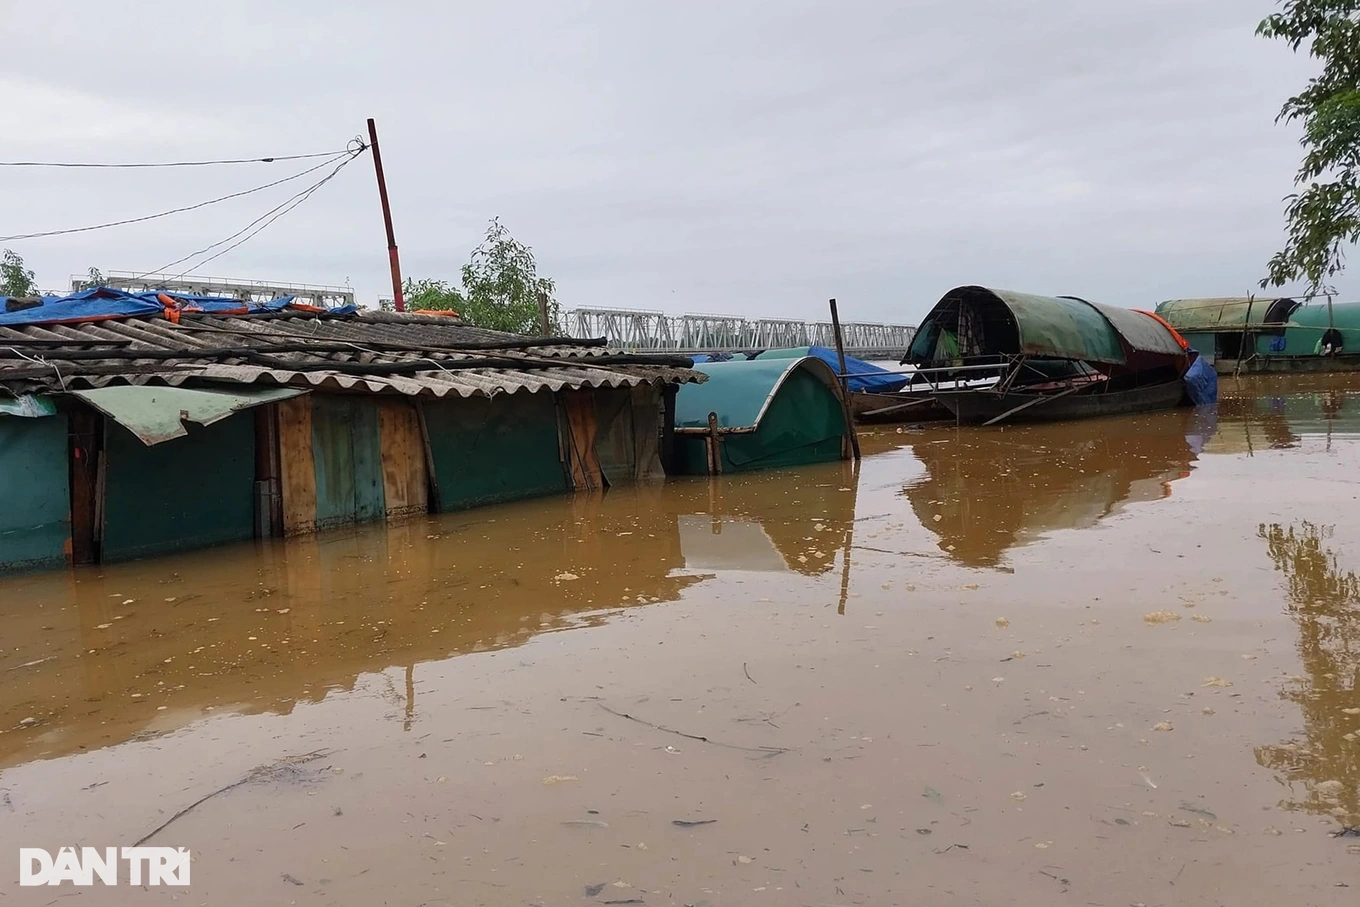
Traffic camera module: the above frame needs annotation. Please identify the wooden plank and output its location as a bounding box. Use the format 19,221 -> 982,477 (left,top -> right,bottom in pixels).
277,395 -> 317,536
378,399 -> 428,518
311,395 -> 359,529
560,390 -> 604,490
350,398 -> 386,524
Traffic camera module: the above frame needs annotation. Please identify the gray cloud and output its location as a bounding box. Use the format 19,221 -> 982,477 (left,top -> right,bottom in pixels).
1,0 -> 1333,322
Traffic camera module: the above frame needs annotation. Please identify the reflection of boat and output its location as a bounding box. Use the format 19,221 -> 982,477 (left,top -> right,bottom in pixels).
904,286 -> 1197,425
902,409 -> 1203,567
1207,374 -> 1360,454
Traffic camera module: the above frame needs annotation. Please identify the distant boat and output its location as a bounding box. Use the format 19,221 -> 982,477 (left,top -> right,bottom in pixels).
1155,296 -> 1360,375
903,286 -> 1201,425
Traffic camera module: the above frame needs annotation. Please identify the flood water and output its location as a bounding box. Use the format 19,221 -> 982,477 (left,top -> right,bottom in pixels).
2,374 -> 1358,905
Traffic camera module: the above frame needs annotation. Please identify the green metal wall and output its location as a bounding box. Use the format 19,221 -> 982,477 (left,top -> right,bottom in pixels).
1180,332 -> 1216,364
102,413 -> 255,561
423,391 -> 567,511
311,395 -> 386,529
0,413 -> 71,572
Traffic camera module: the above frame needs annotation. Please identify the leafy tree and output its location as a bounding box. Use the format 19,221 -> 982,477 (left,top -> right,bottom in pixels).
1,249 -> 39,298
400,277 -> 463,313
402,219 -> 558,334
1259,2 -> 1360,290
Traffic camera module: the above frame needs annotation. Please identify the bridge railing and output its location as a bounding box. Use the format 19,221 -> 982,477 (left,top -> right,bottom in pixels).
566,306 -> 915,358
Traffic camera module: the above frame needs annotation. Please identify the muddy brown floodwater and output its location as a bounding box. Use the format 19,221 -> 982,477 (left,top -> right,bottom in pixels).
2,374 -> 1359,906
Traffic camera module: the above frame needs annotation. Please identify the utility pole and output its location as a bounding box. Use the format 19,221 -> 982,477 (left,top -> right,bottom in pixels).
367,118 -> 405,312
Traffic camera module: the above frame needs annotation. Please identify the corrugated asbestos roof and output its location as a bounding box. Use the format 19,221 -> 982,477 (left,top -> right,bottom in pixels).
0,310 -> 699,398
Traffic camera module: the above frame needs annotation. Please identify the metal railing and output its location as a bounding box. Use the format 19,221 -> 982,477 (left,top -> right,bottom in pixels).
566,306 -> 915,358
71,272 -> 356,309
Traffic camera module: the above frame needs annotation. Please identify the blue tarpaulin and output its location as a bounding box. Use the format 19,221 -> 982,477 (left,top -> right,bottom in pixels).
0,287 -> 358,327
756,345 -> 907,393
1181,352 -> 1218,406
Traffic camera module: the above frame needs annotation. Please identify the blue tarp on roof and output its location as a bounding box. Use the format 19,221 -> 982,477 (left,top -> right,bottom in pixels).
0,287 -> 358,327
755,345 -> 907,393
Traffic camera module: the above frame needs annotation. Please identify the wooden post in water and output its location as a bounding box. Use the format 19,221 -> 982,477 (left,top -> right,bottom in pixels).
828,298 -> 861,460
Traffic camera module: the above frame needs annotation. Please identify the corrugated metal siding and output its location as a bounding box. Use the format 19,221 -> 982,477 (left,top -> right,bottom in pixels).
423,392 -> 568,511
102,415 -> 255,561
0,413 -> 70,572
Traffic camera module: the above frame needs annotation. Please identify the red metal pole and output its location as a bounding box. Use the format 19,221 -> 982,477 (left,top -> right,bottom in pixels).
367,118 -> 405,312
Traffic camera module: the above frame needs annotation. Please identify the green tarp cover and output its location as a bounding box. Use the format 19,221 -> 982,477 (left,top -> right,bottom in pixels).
674,358 -> 848,474
1156,297 -> 1264,331
72,385 -> 304,446
912,287 -> 1183,364
991,290 -> 1126,363
1078,299 -> 1185,356
676,357 -> 841,429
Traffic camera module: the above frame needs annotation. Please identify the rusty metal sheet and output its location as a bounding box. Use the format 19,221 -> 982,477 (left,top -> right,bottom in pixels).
71,385 -> 305,446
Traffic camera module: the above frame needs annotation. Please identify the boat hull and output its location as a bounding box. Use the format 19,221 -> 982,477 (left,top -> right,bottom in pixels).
933,379 -> 1185,425
848,391 -> 951,423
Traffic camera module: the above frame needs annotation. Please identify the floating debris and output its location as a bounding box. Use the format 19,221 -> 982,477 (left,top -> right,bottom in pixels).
1144,611 -> 1181,624
542,775 -> 578,785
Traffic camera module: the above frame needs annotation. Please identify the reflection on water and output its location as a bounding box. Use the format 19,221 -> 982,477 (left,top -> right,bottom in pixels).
1255,522 -> 1360,829
899,409 -> 1204,568
1212,375 -> 1360,454
0,464 -> 859,770
678,465 -> 858,576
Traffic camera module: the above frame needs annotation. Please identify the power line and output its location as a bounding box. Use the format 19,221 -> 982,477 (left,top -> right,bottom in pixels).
0,140 -> 365,169
0,150 -> 361,242
151,153 -> 362,281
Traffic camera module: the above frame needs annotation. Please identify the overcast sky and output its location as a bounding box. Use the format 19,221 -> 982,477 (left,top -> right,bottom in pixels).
0,0 -> 1333,323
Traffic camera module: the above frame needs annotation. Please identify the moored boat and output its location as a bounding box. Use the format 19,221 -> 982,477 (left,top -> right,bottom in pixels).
903,286 -> 1204,425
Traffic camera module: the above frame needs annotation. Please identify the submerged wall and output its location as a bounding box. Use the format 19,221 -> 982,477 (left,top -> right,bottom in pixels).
424,391 -> 568,512
0,413 -> 71,572
101,414 -> 256,562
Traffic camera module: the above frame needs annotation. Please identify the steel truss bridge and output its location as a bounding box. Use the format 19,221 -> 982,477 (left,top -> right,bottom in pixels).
565,307 -> 916,359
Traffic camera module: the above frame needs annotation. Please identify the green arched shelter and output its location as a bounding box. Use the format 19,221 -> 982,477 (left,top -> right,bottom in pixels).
672,357 -> 851,474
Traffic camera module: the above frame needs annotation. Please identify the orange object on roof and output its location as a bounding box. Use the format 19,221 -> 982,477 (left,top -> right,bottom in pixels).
1135,309 -> 1190,351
